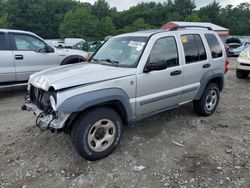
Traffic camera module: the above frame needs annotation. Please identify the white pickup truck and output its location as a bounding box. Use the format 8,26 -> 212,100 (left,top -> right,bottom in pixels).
0,29 -> 88,87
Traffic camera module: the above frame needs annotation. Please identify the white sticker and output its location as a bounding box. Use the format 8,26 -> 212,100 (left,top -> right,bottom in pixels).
128,41 -> 145,50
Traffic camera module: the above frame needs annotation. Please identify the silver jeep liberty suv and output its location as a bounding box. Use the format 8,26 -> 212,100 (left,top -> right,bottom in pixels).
22,26 -> 228,161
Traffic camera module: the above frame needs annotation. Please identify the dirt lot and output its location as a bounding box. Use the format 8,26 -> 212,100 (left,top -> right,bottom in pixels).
0,57 -> 249,188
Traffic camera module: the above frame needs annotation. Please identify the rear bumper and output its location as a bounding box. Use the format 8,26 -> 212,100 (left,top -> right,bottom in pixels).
23,102 -> 70,130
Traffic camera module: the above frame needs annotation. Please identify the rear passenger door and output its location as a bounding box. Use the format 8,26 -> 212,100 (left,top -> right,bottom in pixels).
204,33 -> 224,70
0,32 -> 16,83
180,34 -> 209,102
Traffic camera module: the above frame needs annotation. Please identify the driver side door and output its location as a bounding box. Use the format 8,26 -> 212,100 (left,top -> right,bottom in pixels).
136,36 -> 183,117
10,33 -> 58,81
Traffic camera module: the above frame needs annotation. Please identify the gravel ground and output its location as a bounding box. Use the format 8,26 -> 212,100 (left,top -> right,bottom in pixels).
0,57 -> 249,188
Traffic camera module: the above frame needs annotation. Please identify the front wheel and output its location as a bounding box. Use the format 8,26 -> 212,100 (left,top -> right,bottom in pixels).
71,107 -> 123,161
193,83 -> 220,116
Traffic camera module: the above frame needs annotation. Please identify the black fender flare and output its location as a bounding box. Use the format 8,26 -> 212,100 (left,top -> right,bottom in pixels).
60,55 -> 86,66
195,69 -> 224,100
57,88 -> 134,123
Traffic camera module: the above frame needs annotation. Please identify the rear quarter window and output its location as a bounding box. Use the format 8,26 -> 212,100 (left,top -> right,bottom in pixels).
205,34 -> 223,58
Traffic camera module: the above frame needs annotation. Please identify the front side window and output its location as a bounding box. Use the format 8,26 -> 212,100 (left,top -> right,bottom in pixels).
205,34 -> 223,58
0,33 -> 8,50
13,34 -> 46,53
181,34 -> 207,64
92,36 -> 148,67
148,36 -> 179,68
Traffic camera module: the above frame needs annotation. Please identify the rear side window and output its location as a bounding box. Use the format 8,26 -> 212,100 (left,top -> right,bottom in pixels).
181,34 -> 207,64
0,33 -> 8,50
205,34 -> 223,58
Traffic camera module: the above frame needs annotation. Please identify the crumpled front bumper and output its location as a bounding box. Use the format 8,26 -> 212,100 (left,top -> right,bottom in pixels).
22,103 -> 71,130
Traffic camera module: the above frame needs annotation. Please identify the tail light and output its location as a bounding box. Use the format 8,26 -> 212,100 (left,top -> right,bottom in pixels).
225,57 -> 229,73
224,44 -> 229,73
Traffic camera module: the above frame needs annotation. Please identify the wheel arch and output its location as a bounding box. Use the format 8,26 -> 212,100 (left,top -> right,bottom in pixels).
60,55 -> 86,65
58,88 -> 134,132
195,70 -> 224,100
63,100 -> 129,133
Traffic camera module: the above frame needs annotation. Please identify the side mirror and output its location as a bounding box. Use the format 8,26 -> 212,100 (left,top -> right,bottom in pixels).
144,60 -> 168,73
45,45 -> 55,53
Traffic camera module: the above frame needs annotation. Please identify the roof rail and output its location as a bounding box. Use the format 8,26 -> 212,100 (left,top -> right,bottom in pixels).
169,25 -> 213,31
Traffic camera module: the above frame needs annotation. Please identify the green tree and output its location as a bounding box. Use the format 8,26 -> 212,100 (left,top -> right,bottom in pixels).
59,7 -> 98,40
186,12 -> 201,22
97,16 -> 116,39
0,14 -> 8,28
92,0 -> 110,18
4,0 -> 76,38
170,0 -> 196,20
198,1 -> 222,24
118,18 -> 155,34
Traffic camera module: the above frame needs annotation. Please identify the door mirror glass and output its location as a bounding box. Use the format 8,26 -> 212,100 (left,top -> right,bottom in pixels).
145,60 -> 168,73
45,45 -> 55,53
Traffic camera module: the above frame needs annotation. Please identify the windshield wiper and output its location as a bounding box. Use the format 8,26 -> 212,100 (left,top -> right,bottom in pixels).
90,58 -> 100,63
100,59 -> 119,66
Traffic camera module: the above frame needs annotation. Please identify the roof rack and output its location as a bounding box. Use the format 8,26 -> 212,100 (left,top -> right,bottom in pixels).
169,25 -> 213,31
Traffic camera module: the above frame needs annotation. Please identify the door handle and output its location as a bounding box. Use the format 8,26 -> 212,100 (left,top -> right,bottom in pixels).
203,63 -> 211,68
15,55 -> 23,60
170,70 -> 182,76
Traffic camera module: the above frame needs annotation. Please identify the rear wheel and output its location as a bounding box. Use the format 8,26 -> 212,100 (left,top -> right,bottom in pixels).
193,83 -> 220,116
71,107 -> 123,161
236,69 -> 249,79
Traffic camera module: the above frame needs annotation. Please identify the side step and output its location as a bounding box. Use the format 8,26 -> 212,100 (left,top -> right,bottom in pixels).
0,82 -> 27,89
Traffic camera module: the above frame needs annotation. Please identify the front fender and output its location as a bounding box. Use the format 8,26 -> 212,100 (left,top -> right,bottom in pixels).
57,88 -> 134,122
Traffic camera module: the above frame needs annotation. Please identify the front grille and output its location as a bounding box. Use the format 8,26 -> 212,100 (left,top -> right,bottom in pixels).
30,85 -> 52,114
240,63 -> 250,67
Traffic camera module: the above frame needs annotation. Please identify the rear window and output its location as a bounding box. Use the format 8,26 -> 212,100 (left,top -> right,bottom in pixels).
181,34 -> 207,64
205,34 -> 223,58
0,33 -> 8,50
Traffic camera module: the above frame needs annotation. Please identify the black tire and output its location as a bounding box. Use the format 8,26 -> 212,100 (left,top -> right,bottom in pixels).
193,83 -> 220,116
71,107 -> 123,161
236,69 -> 249,79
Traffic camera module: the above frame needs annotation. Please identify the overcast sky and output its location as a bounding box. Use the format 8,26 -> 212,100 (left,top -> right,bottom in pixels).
81,0 -> 249,11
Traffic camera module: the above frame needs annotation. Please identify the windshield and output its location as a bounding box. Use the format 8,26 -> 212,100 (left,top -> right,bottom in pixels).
91,36 -> 148,67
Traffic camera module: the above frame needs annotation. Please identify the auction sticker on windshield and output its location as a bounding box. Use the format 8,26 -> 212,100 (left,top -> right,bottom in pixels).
128,41 -> 145,51
181,36 -> 188,43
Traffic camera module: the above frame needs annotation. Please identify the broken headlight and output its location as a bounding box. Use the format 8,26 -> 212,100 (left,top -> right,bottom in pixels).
49,94 -> 56,111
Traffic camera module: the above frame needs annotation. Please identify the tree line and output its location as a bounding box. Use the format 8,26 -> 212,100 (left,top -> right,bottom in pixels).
0,0 -> 250,40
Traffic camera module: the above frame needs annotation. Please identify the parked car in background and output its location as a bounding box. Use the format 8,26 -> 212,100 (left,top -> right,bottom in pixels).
228,41 -> 250,56
64,38 -> 85,48
45,39 -> 65,48
73,41 -> 103,54
0,29 -> 88,87
56,41 -> 65,48
236,47 -> 250,79
225,37 -> 250,56
23,27 -> 228,161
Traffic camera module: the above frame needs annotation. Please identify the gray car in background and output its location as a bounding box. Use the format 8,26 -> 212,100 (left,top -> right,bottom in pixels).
0,29 -> 88,87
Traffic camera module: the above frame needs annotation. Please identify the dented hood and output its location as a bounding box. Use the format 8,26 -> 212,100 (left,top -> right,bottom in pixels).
29,63 -> 136,91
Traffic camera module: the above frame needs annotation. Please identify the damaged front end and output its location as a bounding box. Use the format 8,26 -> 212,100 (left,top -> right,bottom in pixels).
22,85 -> 70,131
